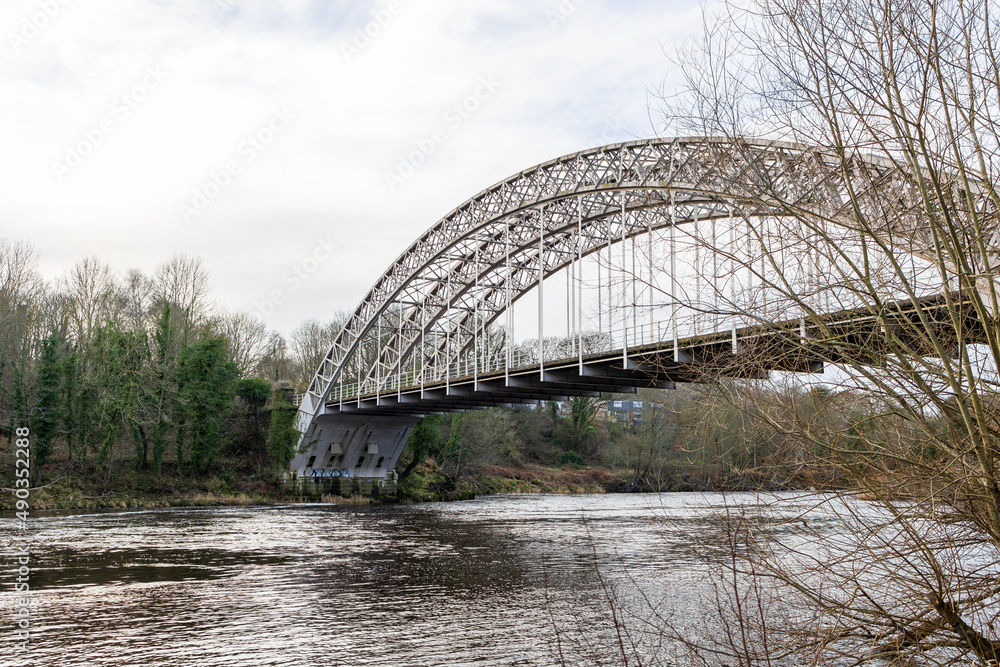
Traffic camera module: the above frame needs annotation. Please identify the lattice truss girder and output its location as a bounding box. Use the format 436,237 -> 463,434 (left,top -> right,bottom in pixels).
302,137 -> 993,421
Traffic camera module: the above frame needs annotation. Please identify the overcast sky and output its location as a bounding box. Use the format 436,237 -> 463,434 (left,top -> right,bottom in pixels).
2,0 -> 703,335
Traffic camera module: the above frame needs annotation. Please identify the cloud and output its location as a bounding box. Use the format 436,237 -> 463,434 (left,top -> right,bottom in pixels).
0,0 -> 703,334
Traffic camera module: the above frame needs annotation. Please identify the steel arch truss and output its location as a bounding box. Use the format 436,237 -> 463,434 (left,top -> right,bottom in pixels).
297,136 -> 986,435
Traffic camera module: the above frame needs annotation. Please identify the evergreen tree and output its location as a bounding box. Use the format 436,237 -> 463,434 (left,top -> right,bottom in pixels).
175,337 -> 238,474
440,413 -> 467,478
397,415 -> 446,484
150,304 -> 176,474
91,325 -> 151,469
60,349 -> 79,461
59,347 -> 97,463
60,344 -> 99,462
31,331 -> 63,484
564,396 -> 601,454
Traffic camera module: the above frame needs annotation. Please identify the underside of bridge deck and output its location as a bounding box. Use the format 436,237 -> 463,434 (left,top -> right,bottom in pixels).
290,293 -> 986,482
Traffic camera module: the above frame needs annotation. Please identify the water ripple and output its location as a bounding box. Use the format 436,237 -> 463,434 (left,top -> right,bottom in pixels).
0,492 -> 835,666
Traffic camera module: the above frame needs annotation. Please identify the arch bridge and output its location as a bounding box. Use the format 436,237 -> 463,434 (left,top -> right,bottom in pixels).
291,137 -> 985,482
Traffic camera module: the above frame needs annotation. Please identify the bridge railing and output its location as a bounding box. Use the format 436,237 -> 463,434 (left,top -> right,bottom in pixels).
314,310 -> 745,406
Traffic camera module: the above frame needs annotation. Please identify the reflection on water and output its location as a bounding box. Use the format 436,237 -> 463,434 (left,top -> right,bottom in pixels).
0,493 -> 838,667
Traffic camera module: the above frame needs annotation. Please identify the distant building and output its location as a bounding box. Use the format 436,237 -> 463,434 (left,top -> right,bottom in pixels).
605,399 -> 646,426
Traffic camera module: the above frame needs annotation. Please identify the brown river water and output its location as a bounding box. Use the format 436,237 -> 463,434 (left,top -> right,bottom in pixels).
2,492 -> 837,666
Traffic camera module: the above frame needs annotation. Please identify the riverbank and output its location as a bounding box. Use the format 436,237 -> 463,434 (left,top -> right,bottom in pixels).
0,450 -> 814,511
0,461 -> 616,511
395,462 -> 615,502
0,461 -> 280,512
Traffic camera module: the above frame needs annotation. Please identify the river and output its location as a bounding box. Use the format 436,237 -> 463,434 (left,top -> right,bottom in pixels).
3,492 -> 832,666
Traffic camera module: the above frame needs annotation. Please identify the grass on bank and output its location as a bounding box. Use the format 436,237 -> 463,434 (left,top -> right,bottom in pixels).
1,438 -> 825,511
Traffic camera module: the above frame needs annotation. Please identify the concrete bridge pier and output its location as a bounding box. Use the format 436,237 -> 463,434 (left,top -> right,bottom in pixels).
291,414 -> 419,482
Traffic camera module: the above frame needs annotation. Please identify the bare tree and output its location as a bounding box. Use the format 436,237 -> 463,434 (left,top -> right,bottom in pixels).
0,238 -> 46,433
212,310 -> 270,377
0,239 -> 44,302
118,268 -> 155,334
151,255 -> 213,338
289,314 -> 350,387
636,0 -> 1000,664
60,256 -> 118,347
256,331 -> 293,383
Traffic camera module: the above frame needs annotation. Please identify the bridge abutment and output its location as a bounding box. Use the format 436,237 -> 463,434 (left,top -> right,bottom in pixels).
291,414 -> 418,483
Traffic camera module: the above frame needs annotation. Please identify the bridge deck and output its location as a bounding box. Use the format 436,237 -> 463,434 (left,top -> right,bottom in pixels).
323,293 -> 983,417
